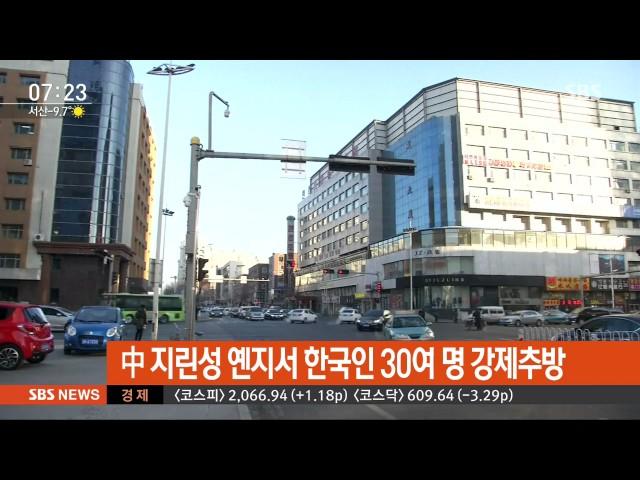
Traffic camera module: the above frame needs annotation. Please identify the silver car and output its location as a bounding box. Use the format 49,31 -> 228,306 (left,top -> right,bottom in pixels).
39,305 -> 74,331
498,310 -> 544,327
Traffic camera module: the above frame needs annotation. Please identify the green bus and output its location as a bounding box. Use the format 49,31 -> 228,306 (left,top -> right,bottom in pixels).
101,293 -> 185,323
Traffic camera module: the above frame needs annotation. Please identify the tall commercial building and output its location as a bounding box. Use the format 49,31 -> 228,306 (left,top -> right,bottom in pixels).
121,83 -> 156,293
296,78 -> 640,314
248,262 -> 269,305
0,61 -> 69,301
0,60 -> 156,308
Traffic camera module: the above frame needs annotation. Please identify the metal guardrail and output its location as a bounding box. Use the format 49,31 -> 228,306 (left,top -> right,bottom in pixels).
518,327 -> 640,341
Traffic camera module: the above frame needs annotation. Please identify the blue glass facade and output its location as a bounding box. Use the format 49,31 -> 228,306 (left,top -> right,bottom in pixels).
52,60 -> 133,243
390,116 -> 461,234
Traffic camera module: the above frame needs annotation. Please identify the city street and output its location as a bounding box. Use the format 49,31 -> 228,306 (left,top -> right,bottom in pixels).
1,313 -> 639,419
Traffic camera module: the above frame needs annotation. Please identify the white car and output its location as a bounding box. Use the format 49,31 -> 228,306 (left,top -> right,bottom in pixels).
338,308 -> 361,324
39,305 -> 74,332
289,309 -> 318,324
498,310 -> 544,327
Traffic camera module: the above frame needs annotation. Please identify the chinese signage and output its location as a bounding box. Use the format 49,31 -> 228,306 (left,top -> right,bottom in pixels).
413,249 -> 442,257
463,154 -> 552,171
468,195 -> 531,210
546,277 -> 590,292
629,278 -> 640,292
590,278 -> 629,291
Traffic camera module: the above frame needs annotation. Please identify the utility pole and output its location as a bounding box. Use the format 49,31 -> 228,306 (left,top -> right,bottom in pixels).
182,140 -> 415,340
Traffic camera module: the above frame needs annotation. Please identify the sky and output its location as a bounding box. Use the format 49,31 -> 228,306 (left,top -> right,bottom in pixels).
128,60 -> 640,285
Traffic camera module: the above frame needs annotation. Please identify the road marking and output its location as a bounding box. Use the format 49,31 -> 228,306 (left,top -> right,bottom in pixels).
237,404 -> 252,420
366,404 -> 396,420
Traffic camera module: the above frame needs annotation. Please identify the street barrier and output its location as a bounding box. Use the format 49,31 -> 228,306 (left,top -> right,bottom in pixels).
519,326 -> 640,341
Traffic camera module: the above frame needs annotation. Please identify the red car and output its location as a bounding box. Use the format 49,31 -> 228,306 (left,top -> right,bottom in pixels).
0,302 -> 55,370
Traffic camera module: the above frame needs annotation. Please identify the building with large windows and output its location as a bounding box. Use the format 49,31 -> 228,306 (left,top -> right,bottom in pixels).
0,60 -> 156,308
296,78 -> 640,314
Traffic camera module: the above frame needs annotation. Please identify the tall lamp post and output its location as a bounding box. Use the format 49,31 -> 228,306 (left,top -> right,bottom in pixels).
610,255 -> 616,309
403,210 -> 417,310
147,62 -> 195,340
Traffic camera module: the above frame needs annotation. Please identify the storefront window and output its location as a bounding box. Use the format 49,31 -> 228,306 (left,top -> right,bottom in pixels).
526,232 -> 537,248
458,229 -> 471,245
556,232 -> 566,249
547,232 -> 557,248
493,231 -> 504,248
536,232 -> 547,249
471,229 -> 482,246
433,230 -> 445,247
421,231 -> 433,248
515,232 -> 526,247
483,231 -> 494,247
575,234 -> 586,249
446,229 -> 459,246
566,233 -> 576,250
503,231 -> 514,247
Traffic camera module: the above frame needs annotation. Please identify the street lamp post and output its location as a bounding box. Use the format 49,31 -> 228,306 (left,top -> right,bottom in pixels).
610,255 -> 616,309
147,62 -> 195,340
404,211 -> 416,310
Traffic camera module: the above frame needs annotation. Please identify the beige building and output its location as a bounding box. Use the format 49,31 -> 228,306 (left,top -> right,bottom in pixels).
121,83 -> 157,293
0,60 -> 69,302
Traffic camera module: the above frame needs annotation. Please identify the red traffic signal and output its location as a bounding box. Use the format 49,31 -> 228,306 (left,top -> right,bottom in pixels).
322,268 -> 335,274
375,282 -> 382,293
337,269 -> 349,275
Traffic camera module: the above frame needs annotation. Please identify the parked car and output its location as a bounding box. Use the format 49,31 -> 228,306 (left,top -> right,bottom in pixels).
576,307 -> 624,323
0,302 -> 54,370
238,306 -> 253,319
209,308 -> 224,318
247,307 -> 265,321
338,308 -> 361,324
288,309 -> 318,323
383,313 -> 434,340
498,310 -> 544,326
356,309 -> 392,331
264,309 -> 285,320
222,308 -> 230,316
229,307 -> 240,317
542,309 -> 571,325
63,306 -> 125,354
39,305 -> 74,332
553,314 -> 640,341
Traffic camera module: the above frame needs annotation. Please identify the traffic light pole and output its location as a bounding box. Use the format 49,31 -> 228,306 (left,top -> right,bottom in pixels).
181,140 -> 415,340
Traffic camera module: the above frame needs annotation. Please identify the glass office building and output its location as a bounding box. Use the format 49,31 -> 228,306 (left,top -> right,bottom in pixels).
390,116 -> 461,232
52,60 -> 133,243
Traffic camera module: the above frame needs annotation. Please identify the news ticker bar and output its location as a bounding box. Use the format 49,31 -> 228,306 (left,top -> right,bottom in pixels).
106,386 -> 640,405
2,385 -> 640,405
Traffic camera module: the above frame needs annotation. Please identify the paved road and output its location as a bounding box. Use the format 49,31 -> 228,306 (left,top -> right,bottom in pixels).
2,314 -> 638,419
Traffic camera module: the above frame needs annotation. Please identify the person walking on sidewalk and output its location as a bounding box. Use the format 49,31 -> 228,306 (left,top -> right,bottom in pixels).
133,304 -> 147,341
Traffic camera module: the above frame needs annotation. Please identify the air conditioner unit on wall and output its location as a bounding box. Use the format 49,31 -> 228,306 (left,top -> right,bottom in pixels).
24,159 -> 33,166
466,175 -> 473,180
487,177 -> 495,182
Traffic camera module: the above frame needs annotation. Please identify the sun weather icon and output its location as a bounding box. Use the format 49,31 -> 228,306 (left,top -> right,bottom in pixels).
71,105 -> 86,119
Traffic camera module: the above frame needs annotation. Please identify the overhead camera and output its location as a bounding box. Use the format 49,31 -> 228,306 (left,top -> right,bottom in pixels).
183,194 -> 192,208
224,108 -> 230,118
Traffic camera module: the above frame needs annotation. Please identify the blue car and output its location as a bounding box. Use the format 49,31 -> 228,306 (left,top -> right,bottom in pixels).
64,306 -> 125,354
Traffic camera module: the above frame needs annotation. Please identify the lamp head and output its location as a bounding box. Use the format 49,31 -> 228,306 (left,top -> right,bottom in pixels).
224,107 -> 230,118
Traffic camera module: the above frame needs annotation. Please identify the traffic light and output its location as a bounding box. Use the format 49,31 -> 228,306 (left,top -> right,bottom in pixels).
337,269 -> 349,276
375,282 -> 382,294
322,268 -> 335,274
197,257 -> 209,282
